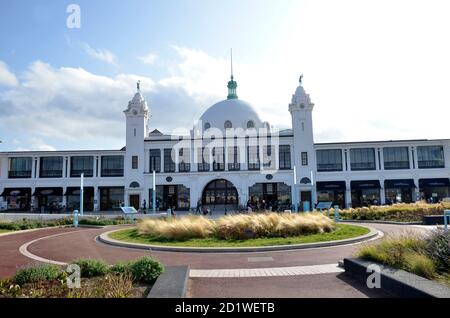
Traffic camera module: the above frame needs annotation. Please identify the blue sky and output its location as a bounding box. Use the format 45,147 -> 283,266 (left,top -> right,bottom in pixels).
1,0 -> 450,151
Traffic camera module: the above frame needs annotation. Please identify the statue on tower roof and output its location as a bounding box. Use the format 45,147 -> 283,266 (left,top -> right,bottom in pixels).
299,74 -> 303,84
137,80 -> 141,92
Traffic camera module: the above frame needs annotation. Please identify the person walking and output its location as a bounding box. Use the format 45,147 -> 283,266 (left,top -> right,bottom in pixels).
142,200 -> 147,214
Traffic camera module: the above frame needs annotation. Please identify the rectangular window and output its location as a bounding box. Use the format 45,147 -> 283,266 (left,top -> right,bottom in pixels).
383,147 -> 410,170
213,147 -> 225,171
228,146 -> 240,171
40,157 -> 63,178
197,148 -> 210,172
101,156 -> 124,177
263,145 -> 276,169
301,152 -> 308,166
279,145 -> 291,170
417,146 -> 445,169
179,148 -> 191,172
316,149 -> 342,172
8,157 -> 32,178
132,156 -> 138,170
149,149 -> 161,173
164,149 -> 176,173
70,156 -> 94,177
248,146 -> 260,170
350,148 -> 376,171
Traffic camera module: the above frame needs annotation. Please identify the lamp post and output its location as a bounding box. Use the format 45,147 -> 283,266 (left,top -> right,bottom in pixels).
293,166 -> 298,212
152,170 -> 156,214
80,173 -> 84,216
310,170 -> 315,211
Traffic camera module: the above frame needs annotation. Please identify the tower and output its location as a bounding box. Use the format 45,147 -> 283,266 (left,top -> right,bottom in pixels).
289,75 -> 317,208
123,81 -> 149,208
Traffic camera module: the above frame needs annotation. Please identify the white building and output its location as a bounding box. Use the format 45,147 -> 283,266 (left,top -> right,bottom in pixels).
1,74 -> 450,213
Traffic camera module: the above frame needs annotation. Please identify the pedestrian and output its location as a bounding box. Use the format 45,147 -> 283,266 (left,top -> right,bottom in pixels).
143,199 -> 147,214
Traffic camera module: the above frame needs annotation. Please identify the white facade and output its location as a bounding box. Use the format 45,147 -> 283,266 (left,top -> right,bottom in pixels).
1,76 -> 450,212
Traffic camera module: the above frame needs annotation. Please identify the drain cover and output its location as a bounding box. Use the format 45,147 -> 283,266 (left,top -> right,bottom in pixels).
247,256 -> 274,263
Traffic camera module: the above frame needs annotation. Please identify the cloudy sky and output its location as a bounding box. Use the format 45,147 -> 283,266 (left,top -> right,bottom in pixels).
1,0 -> 450,151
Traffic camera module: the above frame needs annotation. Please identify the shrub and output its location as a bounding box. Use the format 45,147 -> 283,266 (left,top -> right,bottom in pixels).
128,256 -> 164,283
74,259 -> 109,278
215,213 -> 334,240
423,229 -> 450,272
333,202 -> 450,222
138,216 -> 215,240
110,262 -> 129,275
0,218 -> 73,231
14,264 -> 62,286
404,253 -> 436,279
138,213 -> 335,241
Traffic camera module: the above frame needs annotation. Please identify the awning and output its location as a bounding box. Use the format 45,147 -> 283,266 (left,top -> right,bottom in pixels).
419,178 -> 450,188
317,181 -> 346,191
32,187 -> 63,196
64,187 -> 94,196
0,188 -> 32,197
385,179 -> 416,189
351,180 -> 381,190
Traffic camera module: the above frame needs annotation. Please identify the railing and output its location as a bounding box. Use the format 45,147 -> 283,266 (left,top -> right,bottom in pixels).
70,170 -> 93,177
39,170 -> 63,178
100,169 -> 124,177
418,160 -> 445,169
8,171 -> 32,178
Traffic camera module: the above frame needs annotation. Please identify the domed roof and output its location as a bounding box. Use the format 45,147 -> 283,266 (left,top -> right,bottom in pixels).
199,98 -> 263,131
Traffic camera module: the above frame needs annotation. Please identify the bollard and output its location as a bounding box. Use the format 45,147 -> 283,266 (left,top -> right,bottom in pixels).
303,201 -> 310,213
334,206 -> 340,223
73,210 -> 79,228
444,210 -> 450,230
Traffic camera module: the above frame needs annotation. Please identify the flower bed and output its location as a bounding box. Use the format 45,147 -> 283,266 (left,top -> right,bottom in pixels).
0,257 -> 164,298
357,229 -> 450,286
138,213 -> 335,241
330,202 -> 450,222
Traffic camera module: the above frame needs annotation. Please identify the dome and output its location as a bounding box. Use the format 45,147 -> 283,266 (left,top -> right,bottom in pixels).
198,99 -> 263,131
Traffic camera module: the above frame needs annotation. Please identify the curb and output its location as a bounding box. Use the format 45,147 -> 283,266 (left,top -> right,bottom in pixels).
148,266 -> 190,298
0,225 -> 73,237
341,220 -> 423,225
343,258 -> 450,298
98,225 -> 380,253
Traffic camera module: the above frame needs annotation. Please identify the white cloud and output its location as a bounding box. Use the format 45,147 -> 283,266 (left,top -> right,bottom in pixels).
14,138 -> 56,151
138,53 -> 158,65
82,43 -> 118,66
0,61 -> 18,87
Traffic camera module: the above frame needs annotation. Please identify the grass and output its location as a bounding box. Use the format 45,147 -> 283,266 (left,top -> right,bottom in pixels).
110,223 -> 369,247
357,230 -> 450,286
138,213 -> 336,241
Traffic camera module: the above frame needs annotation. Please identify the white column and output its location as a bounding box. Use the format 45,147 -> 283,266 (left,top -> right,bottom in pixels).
93,156 -> 97,178
379,148 -> 385,170
36,158 -> 40,179
409,146 -> 415,170
62,186 -> 67,208
375,148 -> 380,171
31,157 -> 36,180
160,149 -> 165,173
412,146 -> 419,170
379,179 -> 386,205
63,157 -> 68,178
345,180 -> 352,208
94,186 -> 100,211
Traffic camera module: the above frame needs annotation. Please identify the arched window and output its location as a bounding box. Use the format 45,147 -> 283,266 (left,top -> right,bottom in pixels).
129,182 -> 140,188
224,120 -> 232,129
247,120 -> 255,129
202,179 -> 238,207
300,177 -> 311,185
204,122 -> 211,130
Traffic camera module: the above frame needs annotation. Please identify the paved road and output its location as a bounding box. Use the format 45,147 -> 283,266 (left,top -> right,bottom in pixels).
0,223 -> 431,297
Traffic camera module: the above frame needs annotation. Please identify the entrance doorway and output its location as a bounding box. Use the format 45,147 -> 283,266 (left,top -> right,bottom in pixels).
202,179 -> 238,212
129,195 -> 140,210
300,191 -> 312,211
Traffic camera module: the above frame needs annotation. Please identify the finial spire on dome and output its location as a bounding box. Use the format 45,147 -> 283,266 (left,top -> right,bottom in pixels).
137,80 -> 141,92
299,74 -> 303,85
227,49 -> 238,100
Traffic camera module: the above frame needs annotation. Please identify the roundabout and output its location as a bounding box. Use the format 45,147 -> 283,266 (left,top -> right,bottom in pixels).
99,224 -> 378,253
0,222 -> 433,297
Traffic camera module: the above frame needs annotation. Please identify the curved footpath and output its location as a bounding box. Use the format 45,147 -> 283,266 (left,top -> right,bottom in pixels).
0,223 -> 432,298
